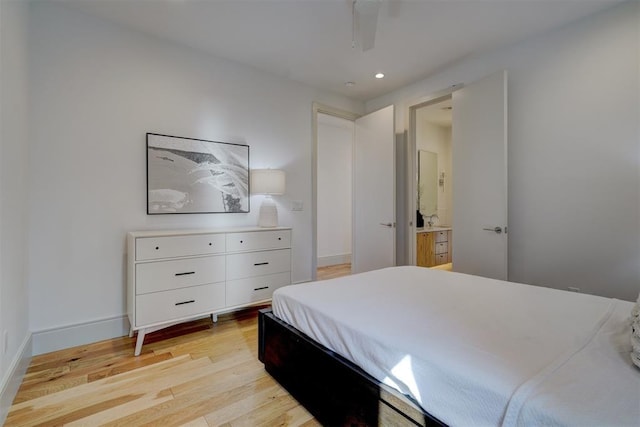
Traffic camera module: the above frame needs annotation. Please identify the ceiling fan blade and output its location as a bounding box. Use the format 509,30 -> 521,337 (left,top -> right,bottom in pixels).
354,0 -> 381,52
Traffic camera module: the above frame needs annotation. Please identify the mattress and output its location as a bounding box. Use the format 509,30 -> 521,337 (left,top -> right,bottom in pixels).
272,266 -> 640,426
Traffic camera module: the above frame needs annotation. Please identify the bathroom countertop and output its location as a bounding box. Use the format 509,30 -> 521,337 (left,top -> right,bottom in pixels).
416,226 -> 452,233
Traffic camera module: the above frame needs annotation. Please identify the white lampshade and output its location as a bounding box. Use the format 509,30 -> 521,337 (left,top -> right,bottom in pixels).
251,169 -> 286,195
251,169 -> 286,227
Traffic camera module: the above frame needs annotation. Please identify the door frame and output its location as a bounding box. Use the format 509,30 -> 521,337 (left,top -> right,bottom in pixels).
311,102 -> 359,281
406,86 -> 462,266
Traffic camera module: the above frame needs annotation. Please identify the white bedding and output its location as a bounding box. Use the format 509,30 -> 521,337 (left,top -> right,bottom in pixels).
272,266 -> 640,426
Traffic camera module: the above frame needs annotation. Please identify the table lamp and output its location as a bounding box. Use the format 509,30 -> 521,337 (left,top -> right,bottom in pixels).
251,169 -> 285,227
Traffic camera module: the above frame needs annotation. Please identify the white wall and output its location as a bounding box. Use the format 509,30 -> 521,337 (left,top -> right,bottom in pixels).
0,0 -> 32,420
317,114 -> 353,267
415,116 -> 452,226
27,2 -> 363,351
368,1 -> 640,301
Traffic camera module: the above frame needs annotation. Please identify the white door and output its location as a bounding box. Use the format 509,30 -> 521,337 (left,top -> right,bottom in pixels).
353,105 -> 395,273
452,71 -> 508,280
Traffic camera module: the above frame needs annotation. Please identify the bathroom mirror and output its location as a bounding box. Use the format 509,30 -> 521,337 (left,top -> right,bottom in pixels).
418,150 -> 438,217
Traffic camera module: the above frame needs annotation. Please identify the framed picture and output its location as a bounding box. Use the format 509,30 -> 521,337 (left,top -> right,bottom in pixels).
146,133 -> 250,214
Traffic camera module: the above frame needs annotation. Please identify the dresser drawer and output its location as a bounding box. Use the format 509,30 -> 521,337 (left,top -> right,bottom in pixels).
226,230 -> 291,252
226,249 -> 291,280
136,255 -> 225,295
135,282 -> 225,327
136,233 -> 226,261
226,272 -> 291,307
435,242 -> 448,255
435,253 -> 448,265
435,231 -> 448,243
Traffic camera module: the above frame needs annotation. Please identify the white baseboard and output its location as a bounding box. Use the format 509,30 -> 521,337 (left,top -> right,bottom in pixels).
0,332 -> 32,425
32,315 -> 130,356
317,253 -> 351,267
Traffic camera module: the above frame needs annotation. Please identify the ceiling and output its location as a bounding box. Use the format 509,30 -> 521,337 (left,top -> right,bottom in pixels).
58,0 -> 624,101
418,97 -> 452,128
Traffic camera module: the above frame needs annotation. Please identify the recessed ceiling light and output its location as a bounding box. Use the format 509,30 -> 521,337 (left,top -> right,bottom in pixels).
375,73 -> 385,79
345,81 -> 356,87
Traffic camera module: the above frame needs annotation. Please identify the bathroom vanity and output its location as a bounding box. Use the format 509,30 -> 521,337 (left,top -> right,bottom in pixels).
416,227 -> 452,267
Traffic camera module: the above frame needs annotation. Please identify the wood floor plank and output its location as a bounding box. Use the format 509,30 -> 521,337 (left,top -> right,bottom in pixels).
64,388 -> 175,427
12,372 -> 88,405
7,308 -> 319,426
153,332 -> 252,360
270,405 -> 321,427
15,351 -> 175,404
203,380 -> 291,426
26,337 -> 134,368
87,351 -> 174,382
6,355 -> 203,426
23,392 -> 153,427
108,361 -> 272,426
317,263 -> 351,281
179,417 -> 211,427
223,392 -> 301,426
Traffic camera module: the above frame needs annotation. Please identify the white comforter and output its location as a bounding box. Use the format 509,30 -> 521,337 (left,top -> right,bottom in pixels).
272,266 -> 640,426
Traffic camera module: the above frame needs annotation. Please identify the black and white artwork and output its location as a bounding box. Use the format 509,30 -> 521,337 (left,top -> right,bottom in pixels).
146,133 -> 250,214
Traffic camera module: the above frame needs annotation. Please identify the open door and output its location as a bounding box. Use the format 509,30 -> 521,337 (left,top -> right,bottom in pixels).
452,71 -> 508,280
353,105 -> 395,273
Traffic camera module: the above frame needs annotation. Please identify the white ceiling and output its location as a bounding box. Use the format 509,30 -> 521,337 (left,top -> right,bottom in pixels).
418,97 -> 452,128
58,0 -> 624,101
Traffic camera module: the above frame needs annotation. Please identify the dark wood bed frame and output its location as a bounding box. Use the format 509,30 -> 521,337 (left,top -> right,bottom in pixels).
258,308 -> 446,426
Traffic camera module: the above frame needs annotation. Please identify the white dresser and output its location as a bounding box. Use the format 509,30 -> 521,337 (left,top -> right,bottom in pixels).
127,227 -> 291,355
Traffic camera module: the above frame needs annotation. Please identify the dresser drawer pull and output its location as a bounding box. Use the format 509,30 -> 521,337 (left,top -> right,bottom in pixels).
175,271 -> 196,276
254,262 -> 269,266
175,299 -> 195,306
253,286 -> 269,291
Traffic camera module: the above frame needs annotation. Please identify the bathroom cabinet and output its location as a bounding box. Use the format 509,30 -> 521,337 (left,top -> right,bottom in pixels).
417,229 -> 452,267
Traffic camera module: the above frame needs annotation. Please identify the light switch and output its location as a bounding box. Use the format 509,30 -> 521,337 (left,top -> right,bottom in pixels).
291,201 -> 304,211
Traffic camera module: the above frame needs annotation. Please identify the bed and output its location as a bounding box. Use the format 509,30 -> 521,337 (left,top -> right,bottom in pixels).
258,266 -> 640,426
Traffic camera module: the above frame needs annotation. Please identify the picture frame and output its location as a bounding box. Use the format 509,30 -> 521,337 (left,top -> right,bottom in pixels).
146,133 -> 250,214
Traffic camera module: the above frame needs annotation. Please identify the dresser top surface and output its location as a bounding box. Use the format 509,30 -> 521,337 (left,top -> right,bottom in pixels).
129,226 -> 291,238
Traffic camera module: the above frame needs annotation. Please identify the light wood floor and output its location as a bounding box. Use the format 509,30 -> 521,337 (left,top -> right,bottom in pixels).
6,307 -> 320,427
430,262 -> 452,271
318,263 -> 451,277
316,263 -> 351,281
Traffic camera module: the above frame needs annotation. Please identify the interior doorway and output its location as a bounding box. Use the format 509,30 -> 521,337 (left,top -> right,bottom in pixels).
311,103 -> 395,281
411,95 -> 454,270
408,71 -> 508,279
316,113 -> 355,280
312,103 -> 359,281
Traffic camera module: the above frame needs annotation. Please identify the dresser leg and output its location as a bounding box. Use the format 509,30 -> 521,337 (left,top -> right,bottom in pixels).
134,329 -> 146,356
128,326 -> 134,338
211,313 -> 218,323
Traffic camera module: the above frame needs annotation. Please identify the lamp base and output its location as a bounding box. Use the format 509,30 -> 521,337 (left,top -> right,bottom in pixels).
258,197 -> 278,228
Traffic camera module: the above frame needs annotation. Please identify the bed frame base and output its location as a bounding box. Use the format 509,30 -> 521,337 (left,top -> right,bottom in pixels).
258,309 -> 444,426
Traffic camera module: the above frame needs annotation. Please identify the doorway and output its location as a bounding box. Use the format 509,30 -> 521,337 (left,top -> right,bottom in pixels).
316,112 -> 355,280
408,71 -> 508,280
311,103 -> 395,281
410,95 -> 454,270
312,103 -> 358,281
